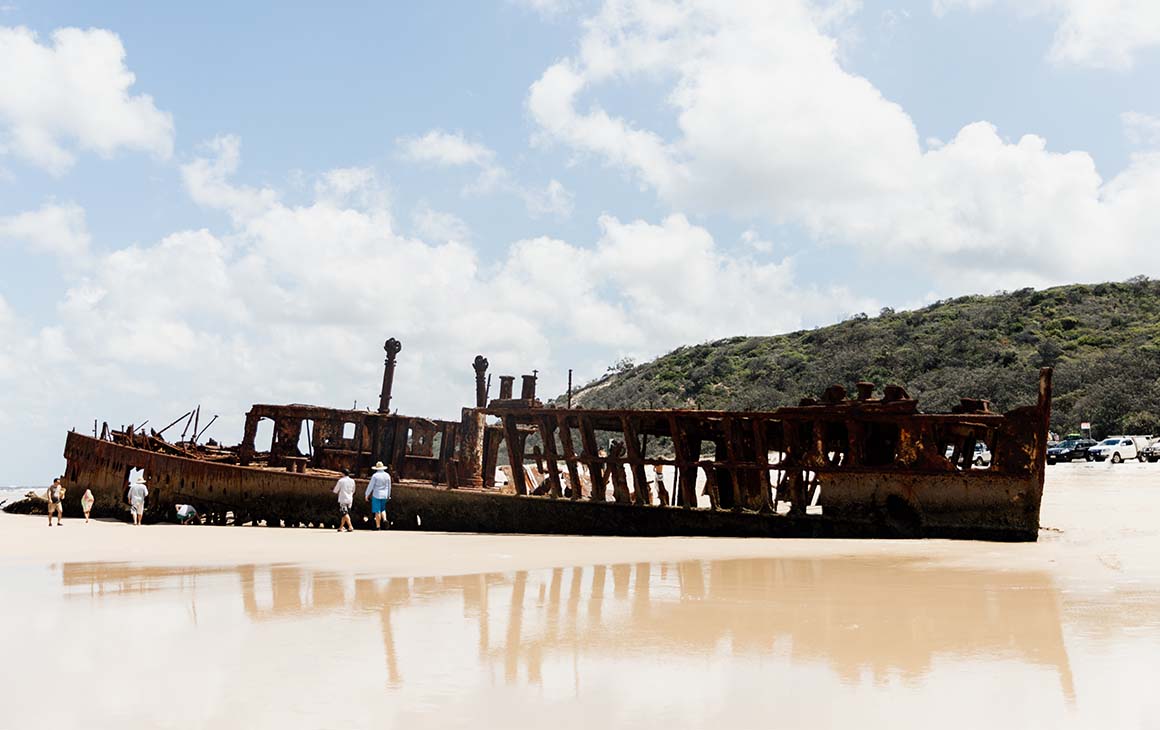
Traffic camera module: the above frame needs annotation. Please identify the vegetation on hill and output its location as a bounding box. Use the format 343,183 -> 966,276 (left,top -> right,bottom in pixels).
565,278 -> 1160,439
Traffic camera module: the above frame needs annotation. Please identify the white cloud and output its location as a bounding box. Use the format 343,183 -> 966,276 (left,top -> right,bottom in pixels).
522,178 -> 575,218
0,201 -> 90,258
0,136 -> 871,479
180,135 -> 279,224
493,214 -> 872,356
931,0 -> 994,14
397,130 -> 495,167
1123,112 -> 1160,147
510,0 -> 575,17
0,25 -> 173,173
398,129 -> 575,218
934,0 -> 1160,70
528,0 -> 1160,290
741,228 -> 774,253
411,204 -> 471,243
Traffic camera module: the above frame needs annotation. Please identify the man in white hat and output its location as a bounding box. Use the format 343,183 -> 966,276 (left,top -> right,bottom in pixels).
365,462 -> 392,530
127,475 -> 149,526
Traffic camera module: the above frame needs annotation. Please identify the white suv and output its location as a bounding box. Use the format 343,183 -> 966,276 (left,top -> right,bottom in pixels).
1088,437 -> 1139,463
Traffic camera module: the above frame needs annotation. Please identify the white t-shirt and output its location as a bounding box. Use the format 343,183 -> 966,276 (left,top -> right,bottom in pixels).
333,476 -> 356,506
127,484 -> 148,502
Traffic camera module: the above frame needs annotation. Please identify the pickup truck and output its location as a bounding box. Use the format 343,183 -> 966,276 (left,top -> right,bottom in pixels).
943,442 -> 992,467
1142,439 -> 1160,463
1087,436 -> 1142,463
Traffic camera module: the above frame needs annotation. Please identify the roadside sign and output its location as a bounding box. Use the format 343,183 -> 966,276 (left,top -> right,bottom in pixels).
1080,422 -> 1091,430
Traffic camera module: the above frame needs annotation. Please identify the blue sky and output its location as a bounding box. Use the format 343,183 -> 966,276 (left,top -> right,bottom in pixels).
2,0 -> 1160,483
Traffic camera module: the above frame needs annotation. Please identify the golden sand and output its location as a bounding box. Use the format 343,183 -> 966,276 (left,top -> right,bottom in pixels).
2,462 -> 1159,729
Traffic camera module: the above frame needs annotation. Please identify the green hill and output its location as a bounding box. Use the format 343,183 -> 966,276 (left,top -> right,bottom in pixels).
566,278 -> 1160,438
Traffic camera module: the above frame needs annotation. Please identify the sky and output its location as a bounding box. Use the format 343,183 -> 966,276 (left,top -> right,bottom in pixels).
2,0 -> 1160,484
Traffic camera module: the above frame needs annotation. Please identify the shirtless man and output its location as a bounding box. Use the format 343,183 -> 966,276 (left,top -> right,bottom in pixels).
46,478 -> 65,527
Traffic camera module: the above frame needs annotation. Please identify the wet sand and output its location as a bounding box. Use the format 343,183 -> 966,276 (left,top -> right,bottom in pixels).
3,462 -> 1160,729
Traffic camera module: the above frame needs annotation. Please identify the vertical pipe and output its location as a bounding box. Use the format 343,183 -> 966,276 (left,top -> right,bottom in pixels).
379,338 -> 402,413
498,376 -> 515,400
473,355 -> 489,408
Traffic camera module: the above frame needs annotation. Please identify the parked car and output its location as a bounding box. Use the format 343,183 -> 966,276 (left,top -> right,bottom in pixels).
1142,439 -> 1160,463
1046,438 -> 1098,464
944,442 -> 992,467
1087,437 -> 1140,463
971,442 -> 992,467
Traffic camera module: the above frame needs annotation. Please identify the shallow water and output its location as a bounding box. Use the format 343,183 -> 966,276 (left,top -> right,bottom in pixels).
4,463 -> 1160,729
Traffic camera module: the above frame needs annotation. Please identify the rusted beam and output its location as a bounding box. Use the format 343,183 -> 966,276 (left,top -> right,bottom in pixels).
667,414 -> 697,509
157,410 -> 193,438
607,440 -> 632,504
783,423 -> 807,516
502,415 -> 528,496
752,418 -> 774,513
722,417 -> 744,512
555,413 -> 584,500
578,415 -> 607,502
620,416 -> 651,506
536,416 -> 563,499
702,458 -> 720,511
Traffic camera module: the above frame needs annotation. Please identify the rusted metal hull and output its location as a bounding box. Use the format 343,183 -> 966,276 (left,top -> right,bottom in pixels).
51,340 -> 1051,542
60,431 -> 1041,540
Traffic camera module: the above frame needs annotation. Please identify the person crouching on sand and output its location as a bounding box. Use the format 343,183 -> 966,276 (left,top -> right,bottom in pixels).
127,475 -> 149,525
333,469 -> 355,532
46,478 -> 65,527
365,462 -> 392,530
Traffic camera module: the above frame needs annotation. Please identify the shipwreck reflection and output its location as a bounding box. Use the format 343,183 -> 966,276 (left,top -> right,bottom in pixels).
59,557 -> 1075,699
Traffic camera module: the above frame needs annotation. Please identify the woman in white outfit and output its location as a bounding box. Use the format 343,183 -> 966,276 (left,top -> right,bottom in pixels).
126,476 -> 149,526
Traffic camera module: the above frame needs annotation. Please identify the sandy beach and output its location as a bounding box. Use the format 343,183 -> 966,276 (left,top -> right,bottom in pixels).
3,462 -> 1160,729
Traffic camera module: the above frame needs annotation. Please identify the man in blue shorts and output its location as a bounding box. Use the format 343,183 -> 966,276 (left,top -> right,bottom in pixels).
365,461 -> 392,530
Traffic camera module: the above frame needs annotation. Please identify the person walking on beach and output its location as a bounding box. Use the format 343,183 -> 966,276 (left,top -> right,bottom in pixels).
127,475 -> 149,526
654,464 -> 671,507
365,461 -> 392,530
80,487 -> 95,522
333,469 -> 355,532
46,478 -> 65,527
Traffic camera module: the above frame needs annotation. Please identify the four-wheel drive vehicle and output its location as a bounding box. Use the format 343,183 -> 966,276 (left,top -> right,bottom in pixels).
943,442 -> 992,467
971,442 -> 992,467
1142,439 -> 1160,463
1087,437 -> 1140,463
1047,438 -> 1098,464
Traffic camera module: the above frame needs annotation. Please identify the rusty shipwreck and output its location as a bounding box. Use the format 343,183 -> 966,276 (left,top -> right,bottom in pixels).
57,339 -> 1053,541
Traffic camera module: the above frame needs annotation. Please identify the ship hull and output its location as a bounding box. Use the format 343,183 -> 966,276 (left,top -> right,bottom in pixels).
61,432 -> 1040,541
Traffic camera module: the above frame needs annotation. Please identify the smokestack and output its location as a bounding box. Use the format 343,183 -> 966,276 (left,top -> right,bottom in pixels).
520,373 -> 538,400
473,355 -> 489,407
498,375 -> 515,400
379,338 -> 402,413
